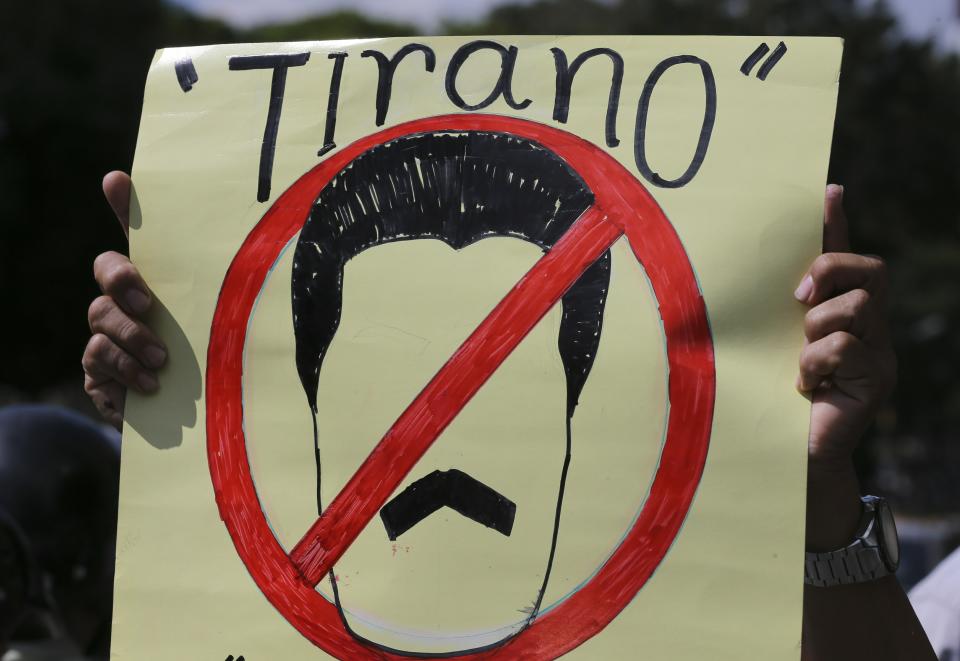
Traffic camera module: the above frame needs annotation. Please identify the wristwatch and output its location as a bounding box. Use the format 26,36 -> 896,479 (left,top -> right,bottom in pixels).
804,495 -> 901,587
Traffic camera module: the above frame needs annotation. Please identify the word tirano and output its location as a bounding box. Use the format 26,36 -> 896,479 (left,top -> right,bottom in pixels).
224,39 -> 717,202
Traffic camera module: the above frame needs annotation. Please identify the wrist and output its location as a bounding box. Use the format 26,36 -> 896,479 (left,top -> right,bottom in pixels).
806,460 -> 862,552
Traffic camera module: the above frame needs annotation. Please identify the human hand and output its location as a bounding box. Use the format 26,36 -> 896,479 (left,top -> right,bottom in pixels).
82,171 -> 166,429
796,185 -> 897,551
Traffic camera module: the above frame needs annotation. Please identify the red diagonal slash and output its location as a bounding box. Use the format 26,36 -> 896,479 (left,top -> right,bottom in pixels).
290,205 -> 621,585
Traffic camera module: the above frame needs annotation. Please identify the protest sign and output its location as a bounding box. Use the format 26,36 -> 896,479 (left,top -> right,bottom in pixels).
112,36 -> 842,660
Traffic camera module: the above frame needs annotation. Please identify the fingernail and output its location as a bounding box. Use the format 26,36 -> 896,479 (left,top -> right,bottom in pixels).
137,372 -> 158,392
794,275 -> 814,302
143,345 -> 167,369
837,184 -> 845,199
126,289 -> 150,315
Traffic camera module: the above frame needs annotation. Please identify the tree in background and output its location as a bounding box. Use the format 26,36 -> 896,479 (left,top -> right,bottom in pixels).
1,0 -> 957,512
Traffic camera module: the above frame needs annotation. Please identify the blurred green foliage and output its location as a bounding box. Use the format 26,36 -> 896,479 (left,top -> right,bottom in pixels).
250,11 -> 417,40
1,0 -> 957,510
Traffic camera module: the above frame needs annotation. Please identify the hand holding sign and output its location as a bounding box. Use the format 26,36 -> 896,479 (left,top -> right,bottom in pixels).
83,172 -> 165,429
797,185 -> 897,554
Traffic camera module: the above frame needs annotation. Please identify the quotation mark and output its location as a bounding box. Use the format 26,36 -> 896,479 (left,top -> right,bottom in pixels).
740,41 -> 788,81
175,58 -> 199,92
225,656 -> 245,661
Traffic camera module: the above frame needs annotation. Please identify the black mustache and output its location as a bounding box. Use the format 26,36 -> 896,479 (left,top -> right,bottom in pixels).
379,469 -> 516,541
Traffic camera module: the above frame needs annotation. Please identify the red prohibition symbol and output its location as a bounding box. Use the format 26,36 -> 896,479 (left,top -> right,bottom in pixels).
206,114 -> 716,659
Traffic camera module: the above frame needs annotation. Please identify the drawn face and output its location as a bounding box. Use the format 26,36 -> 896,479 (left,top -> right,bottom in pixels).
291,132 -> 610,655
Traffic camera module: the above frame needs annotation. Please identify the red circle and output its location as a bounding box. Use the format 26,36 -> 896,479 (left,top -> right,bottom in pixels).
206,114 -> 715,659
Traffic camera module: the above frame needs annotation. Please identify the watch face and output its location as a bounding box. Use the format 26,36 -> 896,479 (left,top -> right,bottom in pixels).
877,500 -> 900,570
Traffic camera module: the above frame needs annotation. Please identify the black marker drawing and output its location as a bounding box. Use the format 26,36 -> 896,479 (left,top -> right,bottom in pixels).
741,41 -> 788,80
380,469 -> 517,541
217,41 -> 722,203
551,47 -> 624,148
229,52 -> 311,202
634,55 -> 717,189
757,41 -> 788,81
291,130 -> 610,656
175,58 -> 198,92
317,53 -> 347,157
445,41 -> 532,111
740,43 -> 771,76
362,44 -> 436,126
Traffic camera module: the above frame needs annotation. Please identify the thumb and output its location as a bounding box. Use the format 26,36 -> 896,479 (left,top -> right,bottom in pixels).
822,184 -> 850,253
102,171 -> 132,239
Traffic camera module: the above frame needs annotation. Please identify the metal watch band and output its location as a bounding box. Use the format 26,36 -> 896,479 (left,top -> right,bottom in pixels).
804,543 -> 888,587
804,495 -> 899,587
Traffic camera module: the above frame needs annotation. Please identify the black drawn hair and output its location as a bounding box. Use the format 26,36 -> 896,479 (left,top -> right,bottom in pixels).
292,131 -> 611,419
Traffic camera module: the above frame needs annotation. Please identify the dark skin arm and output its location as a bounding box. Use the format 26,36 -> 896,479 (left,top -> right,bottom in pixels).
798,185 -> 935,660
83,176 -> 936,658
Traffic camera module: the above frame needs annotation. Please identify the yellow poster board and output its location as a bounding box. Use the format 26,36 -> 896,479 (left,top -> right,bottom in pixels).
113,36 -> 842,660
